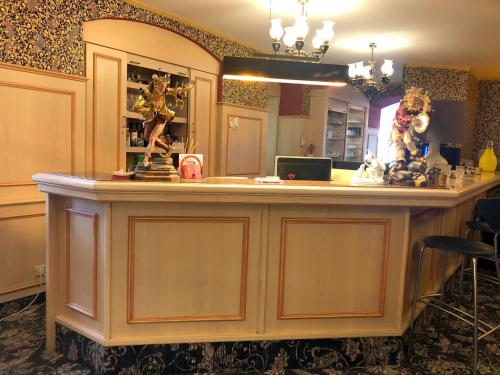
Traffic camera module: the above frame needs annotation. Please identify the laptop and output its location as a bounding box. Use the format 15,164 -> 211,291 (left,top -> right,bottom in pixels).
274,156 -> 332,181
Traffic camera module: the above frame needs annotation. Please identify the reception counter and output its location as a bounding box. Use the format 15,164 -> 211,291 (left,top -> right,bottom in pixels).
33,172 -> 500,350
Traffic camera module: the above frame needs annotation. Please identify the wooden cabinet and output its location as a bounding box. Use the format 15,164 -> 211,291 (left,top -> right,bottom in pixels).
85,43 -> 127,176
310,87 -> 370,161
85,43 -> 221,175
189,70 -> 217,176
216,103 -> 269,177
83,20 -> 220,175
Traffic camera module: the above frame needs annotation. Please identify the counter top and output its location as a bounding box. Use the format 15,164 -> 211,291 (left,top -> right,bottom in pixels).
33,172 -> 500,207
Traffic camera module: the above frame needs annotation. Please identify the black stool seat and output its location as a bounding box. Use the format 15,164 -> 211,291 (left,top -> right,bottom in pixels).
466,220 -> 494,233
423,236 -> 494,256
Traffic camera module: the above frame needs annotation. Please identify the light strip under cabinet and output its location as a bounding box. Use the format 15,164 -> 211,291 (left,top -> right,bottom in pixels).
222,56 -> 348,87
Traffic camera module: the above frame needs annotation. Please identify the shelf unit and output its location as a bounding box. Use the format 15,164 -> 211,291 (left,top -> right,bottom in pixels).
125,53 -> 190,170
325,107 -> 347,160
344,105 -> 366,161
310,92 -> 368,162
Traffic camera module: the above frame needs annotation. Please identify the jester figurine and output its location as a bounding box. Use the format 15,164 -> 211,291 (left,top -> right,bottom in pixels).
388,87 -> 432,186
390,86 -> 432,168
133,74 -> 193,167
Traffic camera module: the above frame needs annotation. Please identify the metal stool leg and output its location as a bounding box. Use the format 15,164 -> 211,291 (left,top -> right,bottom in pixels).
437,252 -> 448,329
458,255 -> 467,306
472,257 -> 478,375
407,245 -> 427,361
495,260 -> 500,293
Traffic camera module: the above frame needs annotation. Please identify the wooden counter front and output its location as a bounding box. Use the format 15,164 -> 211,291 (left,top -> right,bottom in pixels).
33,173 -> 500,349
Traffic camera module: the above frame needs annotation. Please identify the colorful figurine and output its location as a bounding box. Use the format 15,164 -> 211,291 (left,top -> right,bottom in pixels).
390,86 -> 431,164
388,87 -> 432,186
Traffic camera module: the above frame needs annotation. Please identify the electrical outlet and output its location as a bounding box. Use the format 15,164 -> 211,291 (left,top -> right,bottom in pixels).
34,265 -> 46,278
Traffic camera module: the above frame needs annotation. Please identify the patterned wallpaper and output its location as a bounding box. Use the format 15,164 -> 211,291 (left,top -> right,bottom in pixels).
473,80 -> 500,161
0,0 -> 267,108
403,66 -> 471,101
368,83 -> 404,103
465,73 -> 479,159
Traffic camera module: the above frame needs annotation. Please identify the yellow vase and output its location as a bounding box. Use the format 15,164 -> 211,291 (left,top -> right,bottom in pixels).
479,141 -> 497,172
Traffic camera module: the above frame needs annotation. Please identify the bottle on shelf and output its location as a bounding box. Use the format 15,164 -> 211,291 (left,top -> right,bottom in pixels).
130,123 -> 138,147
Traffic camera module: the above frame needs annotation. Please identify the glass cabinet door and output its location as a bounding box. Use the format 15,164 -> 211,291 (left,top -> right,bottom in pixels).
344,105 -> 366,161
325,109 -> 347,160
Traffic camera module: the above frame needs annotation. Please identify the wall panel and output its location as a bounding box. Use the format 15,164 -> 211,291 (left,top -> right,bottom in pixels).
0,63 -> 86,302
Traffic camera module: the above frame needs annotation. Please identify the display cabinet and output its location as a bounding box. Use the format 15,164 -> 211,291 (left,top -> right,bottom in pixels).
325,101 -> 347,160
124,54 -> 190,171
345,105 -> 366,161
85,40 -> 219,175
310,87 -> 369,162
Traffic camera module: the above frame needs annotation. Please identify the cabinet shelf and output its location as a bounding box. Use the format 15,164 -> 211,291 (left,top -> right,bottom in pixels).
126,145 -> 185,154
127,81 -> 149,90
125,111 -> 187,124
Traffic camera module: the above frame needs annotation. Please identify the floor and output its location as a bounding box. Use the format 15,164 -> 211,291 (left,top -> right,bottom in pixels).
0,273 -> 498,374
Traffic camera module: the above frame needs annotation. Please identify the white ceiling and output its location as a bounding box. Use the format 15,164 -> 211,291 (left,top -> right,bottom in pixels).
137,0 -> 500,80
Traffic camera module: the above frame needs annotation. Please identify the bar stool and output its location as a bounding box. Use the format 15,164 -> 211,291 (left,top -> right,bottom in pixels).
407,198 -> 500,375
457,211 -> 500,304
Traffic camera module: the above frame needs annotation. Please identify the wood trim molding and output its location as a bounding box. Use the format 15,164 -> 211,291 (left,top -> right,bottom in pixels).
192,75 -> 213,169
277,218 -> 391,319
127,216 -> 249,323
225,114 -> 263,176
0,199 -> 45,207
0,281 -> 46,295
117,3 -> 262,56
91,52 -> 122,177
0,212 -> 45,221
0,62 -> 88,82
0,81 -> 76,187
217,101 -> 270,113
65,208 -> 98,319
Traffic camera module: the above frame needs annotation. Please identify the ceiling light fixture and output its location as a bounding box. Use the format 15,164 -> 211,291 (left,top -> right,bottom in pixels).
268,0 -> 335,62
348,42 -> 394,93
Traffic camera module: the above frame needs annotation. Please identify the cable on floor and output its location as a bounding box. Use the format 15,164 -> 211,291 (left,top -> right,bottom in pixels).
0,273 -> 44,324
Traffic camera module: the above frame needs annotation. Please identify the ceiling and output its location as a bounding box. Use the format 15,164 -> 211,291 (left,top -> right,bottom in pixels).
136,0 -> 500,80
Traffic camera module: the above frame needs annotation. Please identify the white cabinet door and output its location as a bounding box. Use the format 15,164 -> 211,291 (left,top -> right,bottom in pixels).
85,43 -> 127,175
189,69 -> 217,176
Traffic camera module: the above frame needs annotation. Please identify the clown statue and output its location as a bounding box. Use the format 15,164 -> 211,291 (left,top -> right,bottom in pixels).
390,86 -> 431,169
388,87 -> 433,186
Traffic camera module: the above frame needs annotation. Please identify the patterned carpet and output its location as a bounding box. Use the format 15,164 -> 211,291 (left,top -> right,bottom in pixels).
0,273 -> 498,374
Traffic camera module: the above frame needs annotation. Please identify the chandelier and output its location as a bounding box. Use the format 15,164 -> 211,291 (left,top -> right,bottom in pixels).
268,0 -> 335,61
348,43 -> 394,93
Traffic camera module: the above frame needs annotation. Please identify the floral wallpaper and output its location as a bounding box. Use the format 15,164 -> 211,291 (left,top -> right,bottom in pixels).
368,83 -> 404,103
0,0 -> 267,108
222,80 -> 268,109
473,80 -> 500,161
403,66 -> 471,101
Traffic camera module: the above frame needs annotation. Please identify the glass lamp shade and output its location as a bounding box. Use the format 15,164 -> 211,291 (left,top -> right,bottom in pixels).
269,19 -> 284,41
354,62 -> 365,78
380,59 -> 394,77
283,27 -> 297,48
348,63 -> 356,78
321,21 -> 335,42
294,15 -> 309,39
363,65 -> 372,79
312,29 -> 324,49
